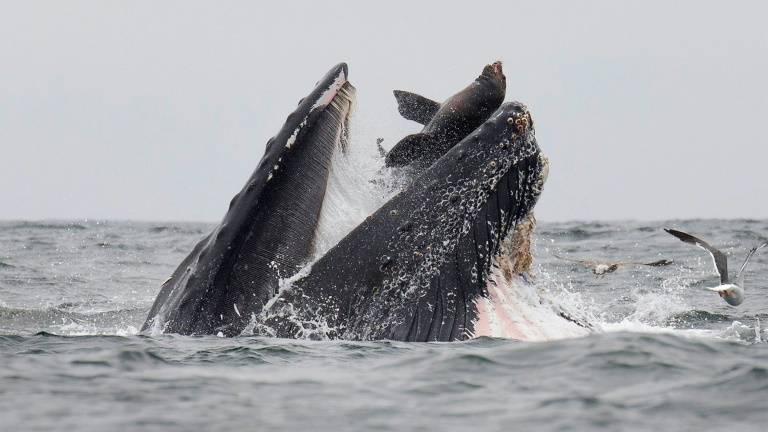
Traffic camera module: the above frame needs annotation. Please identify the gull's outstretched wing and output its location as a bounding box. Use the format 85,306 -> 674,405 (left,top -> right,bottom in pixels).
641,259 -> 675,266
665,229 -> 728,285
611,259 -> 674,267
735,239 -> 768,288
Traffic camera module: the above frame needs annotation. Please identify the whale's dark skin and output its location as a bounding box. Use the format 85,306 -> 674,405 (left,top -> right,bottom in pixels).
385,61 -> 506,171
141,63 -> 355,336
265,102 -> 542,341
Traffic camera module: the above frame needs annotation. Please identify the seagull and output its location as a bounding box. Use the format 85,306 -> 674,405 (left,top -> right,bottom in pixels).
552,253 -> 673,277
664,228 -> 768,306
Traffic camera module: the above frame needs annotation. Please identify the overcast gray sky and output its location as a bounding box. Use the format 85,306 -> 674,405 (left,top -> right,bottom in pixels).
1,1 -> 766,222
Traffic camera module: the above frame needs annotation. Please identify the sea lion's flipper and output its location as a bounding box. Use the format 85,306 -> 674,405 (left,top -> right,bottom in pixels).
393,90 -> 441,125
385,133 -> 439,168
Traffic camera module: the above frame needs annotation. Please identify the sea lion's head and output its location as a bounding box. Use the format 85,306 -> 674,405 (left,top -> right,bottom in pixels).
480,61 -> 506,92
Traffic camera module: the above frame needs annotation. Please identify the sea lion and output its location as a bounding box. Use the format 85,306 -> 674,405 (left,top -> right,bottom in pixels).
385,61 -> 506,171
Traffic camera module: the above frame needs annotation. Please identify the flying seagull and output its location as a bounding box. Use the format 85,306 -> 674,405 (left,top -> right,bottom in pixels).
664,228 -> 768,306
552,253 -> 673,277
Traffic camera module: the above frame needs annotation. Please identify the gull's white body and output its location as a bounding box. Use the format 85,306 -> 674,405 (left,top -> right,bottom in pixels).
665,229 -> 766,306
706,283 -> 744,306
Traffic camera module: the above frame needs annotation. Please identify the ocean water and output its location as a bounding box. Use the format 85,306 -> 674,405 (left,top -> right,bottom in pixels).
1,218 -> 767,431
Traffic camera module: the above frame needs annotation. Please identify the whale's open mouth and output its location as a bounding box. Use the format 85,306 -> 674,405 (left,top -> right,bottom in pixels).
143,63 -> 588,342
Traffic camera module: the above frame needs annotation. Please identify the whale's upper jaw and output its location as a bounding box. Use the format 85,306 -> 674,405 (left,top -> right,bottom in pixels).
141,63 -> 356,336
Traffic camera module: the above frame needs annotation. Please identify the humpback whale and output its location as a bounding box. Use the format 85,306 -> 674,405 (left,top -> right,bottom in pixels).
665,229 -> 767,306
143,62 -> 589,341
385,61 -> 506,171
141,63 -> 355,335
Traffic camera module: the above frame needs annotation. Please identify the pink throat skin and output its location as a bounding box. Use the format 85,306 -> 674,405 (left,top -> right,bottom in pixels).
471,266 -> 590,342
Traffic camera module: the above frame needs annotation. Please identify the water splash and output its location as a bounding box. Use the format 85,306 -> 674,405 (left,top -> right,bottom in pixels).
535,234 -> 766,344
312,116 -> 399,260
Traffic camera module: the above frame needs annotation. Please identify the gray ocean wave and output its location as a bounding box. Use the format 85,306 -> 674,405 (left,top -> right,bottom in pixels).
1,219 -> 767,431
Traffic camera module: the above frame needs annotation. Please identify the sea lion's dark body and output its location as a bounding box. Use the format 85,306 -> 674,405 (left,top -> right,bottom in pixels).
385,61 -> 506,171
